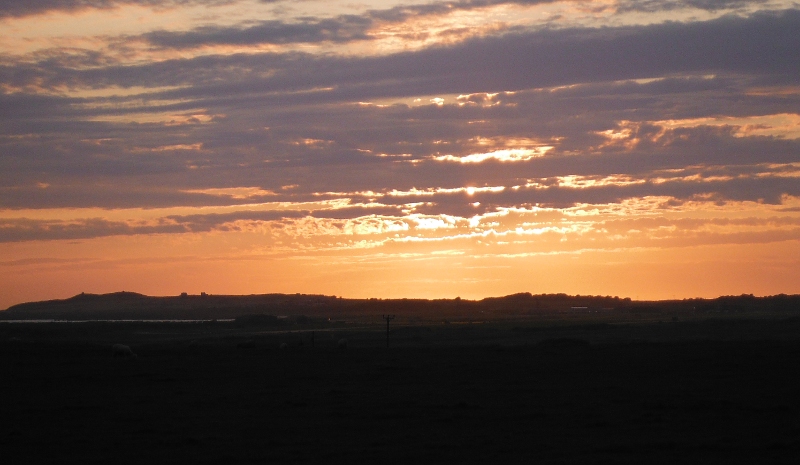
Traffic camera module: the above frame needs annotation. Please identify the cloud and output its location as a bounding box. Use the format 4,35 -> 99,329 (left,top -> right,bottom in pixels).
135,0 -> 577,50
432,147 -> 553,163
0,0 -> 569,20
0,199 -> 416,242
615,0 -> 771,13
0,216 -> 187,242
0,209 -> 303,242
0,0 -> 241,18
1,6 -> 798,216
182,187 -> 277,199
5,8 -> 797,103
142,16 -> 374,49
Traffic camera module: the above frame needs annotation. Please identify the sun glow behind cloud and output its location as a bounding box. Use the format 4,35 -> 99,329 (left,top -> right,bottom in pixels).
433,147 -> 553,163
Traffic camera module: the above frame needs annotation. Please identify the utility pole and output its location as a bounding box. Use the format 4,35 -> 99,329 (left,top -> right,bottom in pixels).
382,314 -> 395,348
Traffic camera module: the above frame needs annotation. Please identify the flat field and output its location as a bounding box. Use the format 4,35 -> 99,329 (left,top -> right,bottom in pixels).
2,317 -> 800,464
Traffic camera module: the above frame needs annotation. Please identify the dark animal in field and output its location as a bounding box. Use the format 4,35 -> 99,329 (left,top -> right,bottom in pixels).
337,338 -> 348,349
279,342 -> 288,350
112,344 -> 136,358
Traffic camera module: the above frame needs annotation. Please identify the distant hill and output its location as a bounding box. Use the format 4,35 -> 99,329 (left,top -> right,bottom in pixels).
0,292 -> 341,321
1,291 -> 798,321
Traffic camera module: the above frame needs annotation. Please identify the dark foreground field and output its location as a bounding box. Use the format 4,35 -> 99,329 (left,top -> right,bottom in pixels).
3,318 -> 800,464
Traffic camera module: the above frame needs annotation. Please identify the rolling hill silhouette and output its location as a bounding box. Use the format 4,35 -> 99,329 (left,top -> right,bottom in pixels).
2,292 -> 798,321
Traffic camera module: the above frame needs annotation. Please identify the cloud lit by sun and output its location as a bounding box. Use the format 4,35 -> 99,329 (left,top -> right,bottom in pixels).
433,147 -> 553,163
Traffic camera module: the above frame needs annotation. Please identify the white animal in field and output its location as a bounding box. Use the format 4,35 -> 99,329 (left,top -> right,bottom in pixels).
337,338 -> 348,349
112,344 -> 136,358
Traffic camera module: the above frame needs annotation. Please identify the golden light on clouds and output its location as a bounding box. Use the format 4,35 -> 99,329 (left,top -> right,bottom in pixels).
433,147 -> 553,163
654,114 -> 800,139
182,187 -> 277,199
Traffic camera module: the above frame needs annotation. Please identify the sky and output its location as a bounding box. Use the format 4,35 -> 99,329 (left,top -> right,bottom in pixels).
1,0 -> 800,308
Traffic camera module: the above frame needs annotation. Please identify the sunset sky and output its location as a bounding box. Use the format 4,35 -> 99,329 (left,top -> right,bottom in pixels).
1,0 -> 799,308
